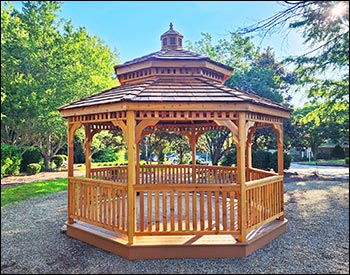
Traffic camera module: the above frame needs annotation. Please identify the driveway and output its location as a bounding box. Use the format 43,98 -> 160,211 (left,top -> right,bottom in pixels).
287,162 -> 349,179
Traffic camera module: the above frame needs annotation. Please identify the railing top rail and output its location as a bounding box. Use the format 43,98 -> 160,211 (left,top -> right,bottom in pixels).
135,183 -> 240,191
90,165 -> 128,171
247,167 -> 277,176
69,176 -> 127,187
246,175 -> 283,189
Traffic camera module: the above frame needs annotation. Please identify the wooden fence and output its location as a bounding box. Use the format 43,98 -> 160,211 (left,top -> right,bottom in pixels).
69,177 -> 128,234
68,165 -> 283,237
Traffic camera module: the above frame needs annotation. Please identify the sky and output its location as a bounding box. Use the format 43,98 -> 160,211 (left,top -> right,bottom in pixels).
11,1 -> 310,106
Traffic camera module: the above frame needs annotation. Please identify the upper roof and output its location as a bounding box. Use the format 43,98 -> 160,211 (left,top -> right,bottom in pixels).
59,76 -> 291,112
115,49 -> 233,71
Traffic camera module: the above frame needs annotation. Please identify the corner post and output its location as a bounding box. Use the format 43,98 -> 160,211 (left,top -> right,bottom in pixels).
84,124 -> 92,178
276,124 -> 284,221
126,111 -> 136,244
237,112 -> 247,242
67,121 -> 81,224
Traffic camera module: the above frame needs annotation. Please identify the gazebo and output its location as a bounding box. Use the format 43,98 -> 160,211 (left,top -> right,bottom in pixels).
59,23 -> 291,259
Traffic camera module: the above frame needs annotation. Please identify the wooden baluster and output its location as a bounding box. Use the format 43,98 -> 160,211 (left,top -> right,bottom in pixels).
139,191 -> 144,232
162,191 -> 167,232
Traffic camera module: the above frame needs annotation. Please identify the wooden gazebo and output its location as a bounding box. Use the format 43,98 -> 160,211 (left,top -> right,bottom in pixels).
59,23 -> 291,259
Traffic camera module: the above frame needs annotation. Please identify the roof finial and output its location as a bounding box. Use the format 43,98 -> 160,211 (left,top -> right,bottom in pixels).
169,22 -> 173,30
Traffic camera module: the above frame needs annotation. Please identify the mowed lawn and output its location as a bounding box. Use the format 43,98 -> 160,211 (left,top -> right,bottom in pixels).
1,178 -> 68,208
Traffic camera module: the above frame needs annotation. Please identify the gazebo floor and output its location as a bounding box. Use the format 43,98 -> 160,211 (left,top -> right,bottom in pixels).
66,218 -> 287,260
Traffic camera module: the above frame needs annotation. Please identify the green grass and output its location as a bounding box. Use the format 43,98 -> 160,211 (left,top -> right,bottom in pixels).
298,159 -> 345,165
1,178 -> 68,208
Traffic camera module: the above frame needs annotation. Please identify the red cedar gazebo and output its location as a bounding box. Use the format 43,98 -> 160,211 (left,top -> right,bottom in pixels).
59,23 -> 291,259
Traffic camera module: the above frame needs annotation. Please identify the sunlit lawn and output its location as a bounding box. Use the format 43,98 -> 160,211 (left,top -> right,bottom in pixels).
1,178 -> 68,208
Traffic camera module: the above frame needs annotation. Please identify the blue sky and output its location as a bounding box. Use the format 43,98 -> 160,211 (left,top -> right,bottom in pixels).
56,1 -> 307,63
11,1 -> 308,106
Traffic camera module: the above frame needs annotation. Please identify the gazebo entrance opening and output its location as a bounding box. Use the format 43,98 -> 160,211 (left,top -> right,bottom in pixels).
60,24 -> 290,259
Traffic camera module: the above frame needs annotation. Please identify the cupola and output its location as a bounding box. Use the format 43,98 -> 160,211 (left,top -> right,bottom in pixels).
160,22 -> 184,51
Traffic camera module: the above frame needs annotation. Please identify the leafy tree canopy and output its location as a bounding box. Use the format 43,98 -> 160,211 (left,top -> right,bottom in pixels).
238,1 -> 349,126
1,1 -> 119,169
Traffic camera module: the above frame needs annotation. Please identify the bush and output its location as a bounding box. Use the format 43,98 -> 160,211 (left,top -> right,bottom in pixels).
345,157 -> 349,165
316,151 -> 331,160
269,152 -> 292,173
252,150 -> 271,170
92,148 -> 118,163
158,150 -> 165,163
51,155 -> 66,168
330,145 -> 345,159
189,159 -> 202,165
220,149 -> 237,166
1,143 -> 22,178
27,163 -> 42,175
20,147 -> 43,172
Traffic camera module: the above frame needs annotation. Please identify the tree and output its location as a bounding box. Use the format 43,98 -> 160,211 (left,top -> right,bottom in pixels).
1,1 -> 119,170
168,133 -> 191,164
290,104 -> 345,159
238,1 -> 349,128
197,131 -> 235,166
187,33 -> 295,164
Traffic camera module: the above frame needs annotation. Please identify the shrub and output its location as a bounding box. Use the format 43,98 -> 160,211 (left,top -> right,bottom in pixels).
269,152 -> 292,173
27,163 -> 42,174
345,157 -> 349,165
158,150 -> 165,164
1,143 -> 22,178
51,155 -> 66,168
316,151 -> 330,160
92,148 -> 118,163
189,159 -> 202,165
220,149 -> 237,166
252,150 -> 271,170
20,147 -> 43,172
330,145 -> 345,159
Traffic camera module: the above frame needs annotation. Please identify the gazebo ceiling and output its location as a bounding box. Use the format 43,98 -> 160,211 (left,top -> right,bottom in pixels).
59,23 -> 292,118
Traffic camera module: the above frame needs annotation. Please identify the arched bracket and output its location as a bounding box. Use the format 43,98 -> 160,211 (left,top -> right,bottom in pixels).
135,119 -> 159,144
112,120 -> 128,140
214,119 -> 239,144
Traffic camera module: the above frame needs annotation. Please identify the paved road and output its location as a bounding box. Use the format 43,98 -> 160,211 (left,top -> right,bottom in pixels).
287,162 -> 349,178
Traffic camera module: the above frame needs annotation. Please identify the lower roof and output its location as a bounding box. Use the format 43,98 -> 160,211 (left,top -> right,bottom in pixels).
59,77 -> 292,114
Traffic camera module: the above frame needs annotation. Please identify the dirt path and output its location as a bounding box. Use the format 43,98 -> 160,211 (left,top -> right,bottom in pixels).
1,167 -> 84,187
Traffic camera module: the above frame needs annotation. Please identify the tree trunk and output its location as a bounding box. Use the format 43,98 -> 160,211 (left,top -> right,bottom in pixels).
43,133 -> 52,171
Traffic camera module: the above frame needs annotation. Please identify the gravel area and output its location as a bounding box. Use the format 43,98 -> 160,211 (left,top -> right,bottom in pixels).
1,175 -> 349,274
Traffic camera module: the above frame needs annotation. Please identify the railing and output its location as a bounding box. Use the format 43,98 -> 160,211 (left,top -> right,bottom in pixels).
69,177 -> 128,234
246,167 -> 277,181
138,165 -> 192,184
134,183 -> 240,235
138,164 -> 236,185
90,166 -> 128,183
73,165 -> 283,238
245,175 -> 284,231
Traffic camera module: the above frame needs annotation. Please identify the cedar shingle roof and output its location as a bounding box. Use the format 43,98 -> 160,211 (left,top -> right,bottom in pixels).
115,49 -> 233,71
59,77 -> 291,112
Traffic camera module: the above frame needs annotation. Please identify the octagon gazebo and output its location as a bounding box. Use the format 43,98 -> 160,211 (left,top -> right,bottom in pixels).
59,23 -> 291,259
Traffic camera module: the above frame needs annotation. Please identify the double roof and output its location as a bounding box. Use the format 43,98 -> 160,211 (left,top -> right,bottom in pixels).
59,24 -> 291,115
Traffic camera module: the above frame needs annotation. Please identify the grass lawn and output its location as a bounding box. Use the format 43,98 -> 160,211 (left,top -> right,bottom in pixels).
1,178 -> 68,208
298,159 -> 345,165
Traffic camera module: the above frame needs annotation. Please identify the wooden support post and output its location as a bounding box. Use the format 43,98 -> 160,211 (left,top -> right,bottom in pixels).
237,113 -> 247,242
84,124 -> 92,178
191,135 -> 197,184
246,127 -> 256,181
126,111 -> 136,244
276,124 -> 284,221
136,142 -> 140,185
67,122 -> 81,224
